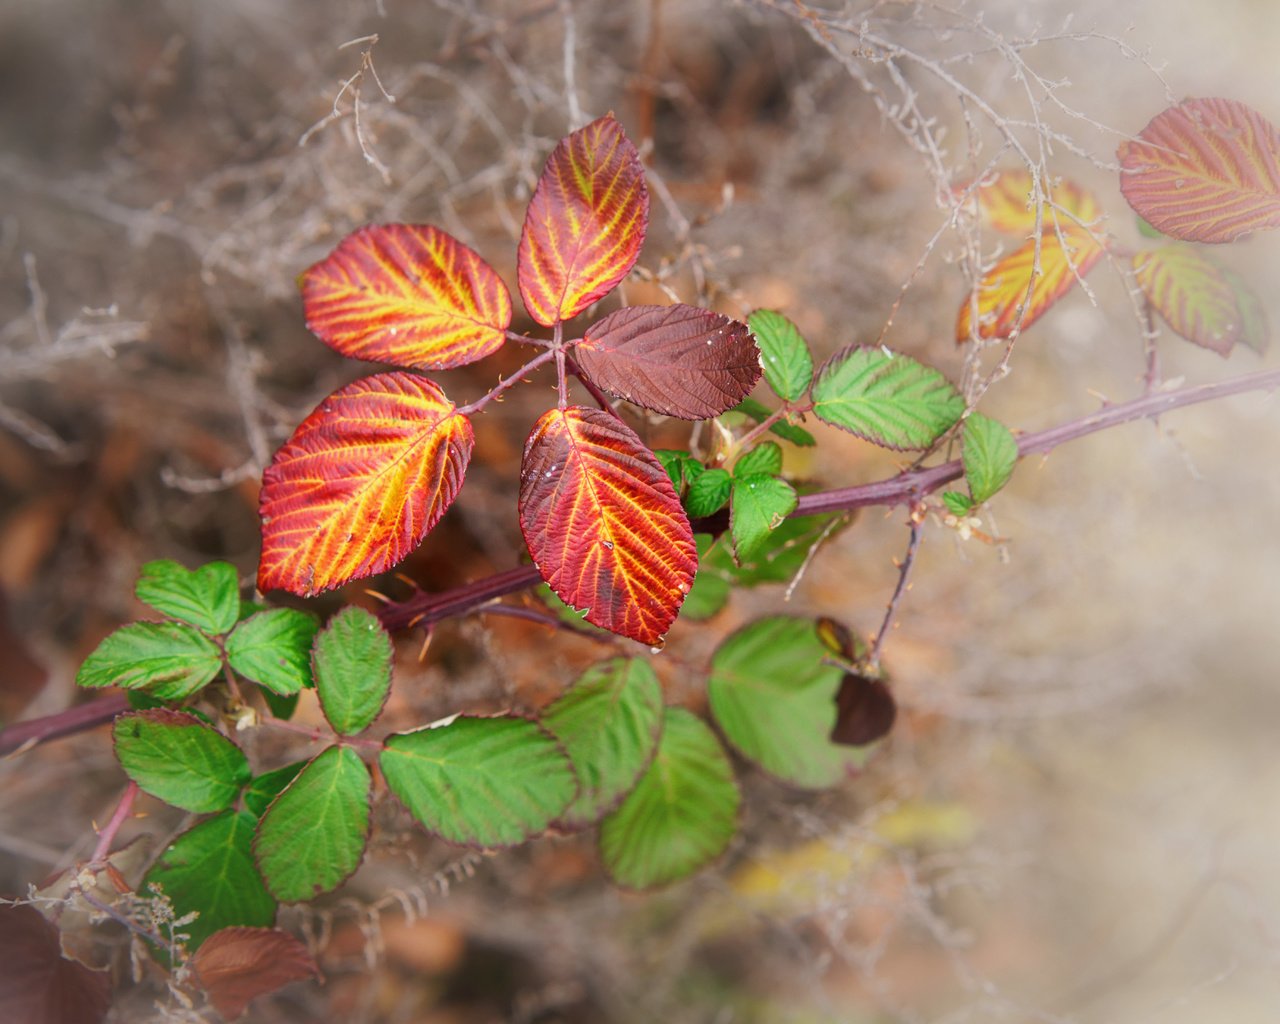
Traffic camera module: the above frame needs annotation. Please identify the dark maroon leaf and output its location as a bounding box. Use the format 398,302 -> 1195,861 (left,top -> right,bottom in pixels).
831,672 -> 897,746
0,904 -> 111,1024
573,304 -> 761,419
192,927 -> 319,1020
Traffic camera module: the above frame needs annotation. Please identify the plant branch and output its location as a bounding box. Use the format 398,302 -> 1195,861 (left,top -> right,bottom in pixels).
457,348 -> 557,416
0,693 -> 130,756
869,515 -> 923,670
90,781 -> 139,866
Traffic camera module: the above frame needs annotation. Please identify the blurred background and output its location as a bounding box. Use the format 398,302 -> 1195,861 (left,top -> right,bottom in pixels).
1,0 -> 1278,1020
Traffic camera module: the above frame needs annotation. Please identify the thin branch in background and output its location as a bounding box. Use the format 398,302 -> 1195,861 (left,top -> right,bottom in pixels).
475,602 -> 618,645
22,253 -> 52,347
869,512 -> 923,670
560,0 -> 585,130
89,782 -> 139,866
783,514 -> 846,601
299,35 -> 396,185
159,458 -> 259,494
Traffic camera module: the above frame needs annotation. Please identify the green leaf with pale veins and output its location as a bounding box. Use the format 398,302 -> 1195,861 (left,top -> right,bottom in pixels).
113,710 -> 250,813
962,413 -> 1018,504
942,491 -> 976,515
76,621 -> 222,700
685,467 -> 732,518
600,708 -> 739,888
135,560 -> 241,635
708,616 -> 870,788
242,762 -> 307,818
225,609 -> 320,695
253,745 -> 371,902
381,716 -> 576,848
313,607 -> 393,736
729,474 -> 797,564
655,449 -> 704,494
748,309 -> 814,403
541,658 -> 664,828
811,346 -> 964,450
143,810 -> 276,952
733,441 -> 782,479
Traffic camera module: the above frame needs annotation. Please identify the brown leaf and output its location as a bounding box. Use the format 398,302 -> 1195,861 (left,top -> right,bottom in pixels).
831,672 -> 897,747
0,904 -> 111,1024
192,926 -> 319,1020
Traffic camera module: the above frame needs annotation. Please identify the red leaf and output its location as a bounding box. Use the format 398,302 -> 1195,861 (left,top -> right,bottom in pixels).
302,224 -> 512,370
1132,246 -> 1240,355
192,927 -> 319,1020
1118,98 -> 1280,243
956,229 -> 1104,343
518,407 -> 696,645
573,304 -> 761,419
258,372 -> 473,597
0,904 -> 111,1024
517,114 -> 648,326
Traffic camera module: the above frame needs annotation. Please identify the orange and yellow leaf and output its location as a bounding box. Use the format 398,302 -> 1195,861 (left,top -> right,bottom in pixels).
258,372 -> 472,597
1118,98 -> 1280,243
517,114 -> 648,327
964,169 -> 1101,235
302,224 -> 512,370
518,407 -> 696,646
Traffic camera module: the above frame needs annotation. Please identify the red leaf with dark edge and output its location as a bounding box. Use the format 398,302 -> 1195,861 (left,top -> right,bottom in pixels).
258,372 -> 472,597
518,407 -> 696,646
0,904 -> 111,1024
1118,98 -> 1280,243
302,224 -> 512,370
517,114 -> 648,327
831,672 -> 897,747
573,304 -> 761,419
192,927 -> 320,1020
1132,246 -> 1240,356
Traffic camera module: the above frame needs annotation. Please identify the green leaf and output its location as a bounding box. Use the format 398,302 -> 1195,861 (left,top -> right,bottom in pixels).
730,397 -> 816,447
76,622 -> 222,700
708,616 -> 869,788
733,441 -> 782,479
942,490 -> 976,515
253,745 -> 371,902
599,708 -> 739,888
135,560 -> 241,636
654,449 -> 704,493
381,716 -> 576,848
237,599 -> 267,622
113,710 -> 250,813
313,607 -> 393,736
962,413 -> 1018,504
748,309 -> 814,402
541,658 -> 664,828
685,467 -> 733,518
225,609 -> 320,695
535,583 -> 613,636
729,474 -> 797,563
143,810 -> 275,952
811,346 -> 964,450
681,535 -> 733,620
260,690 -> 299,721
243,762 -> 307,818
1222,268 -> 1270,354
1136,215 -> 1165,239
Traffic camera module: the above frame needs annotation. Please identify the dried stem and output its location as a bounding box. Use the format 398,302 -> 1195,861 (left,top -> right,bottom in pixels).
868,514 -> 923,671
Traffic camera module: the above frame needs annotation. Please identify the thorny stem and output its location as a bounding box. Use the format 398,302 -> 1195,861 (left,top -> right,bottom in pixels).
3,367 -> 1278,753
731,400 -> 809,459
868,513 -> 923,671
90,782 -> 139,866
475,603 -> 618,644
554,322 -> 569,409
506,328 -> 551,348
259,715 -> 382,750
457,348 -> 556,416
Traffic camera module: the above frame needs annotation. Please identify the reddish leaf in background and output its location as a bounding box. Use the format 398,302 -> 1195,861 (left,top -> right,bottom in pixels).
964,168 -> 1102,235
519,407 -> 696,645
573,304 -> 761,419
1132,246 -> 1241,356
0,904 -> 111,1024
831,672 -> 897,747
956,229 -> 1104,343
518,114 -> 648,326
193,927 -> 320,1021
258,372 -> 473,597
1118,98 -> 1280,243
302,224 -> 512,370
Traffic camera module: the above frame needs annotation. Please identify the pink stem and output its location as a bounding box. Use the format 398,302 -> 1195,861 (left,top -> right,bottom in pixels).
90,781 -> 139,865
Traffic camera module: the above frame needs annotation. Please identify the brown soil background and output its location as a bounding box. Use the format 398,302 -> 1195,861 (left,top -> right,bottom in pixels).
1,1 -> 1279,1021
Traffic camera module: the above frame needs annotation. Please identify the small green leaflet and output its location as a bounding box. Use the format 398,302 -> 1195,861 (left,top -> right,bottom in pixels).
253,745 -> 371,902
381,716 -> 577,848
729,474 -> 797,564
707,616 -> 869,788
1221,267 -> 1270,355
225,609 -> 320,695
113,710 -> 250,813
76,621 -> 222,700
541,658 -> 664,828
748,309 -> 814,403
811,346 -> 964,450
730,397 -> 816,447
685,468 -> 732,518
942,491 -> 976,516
313,607 -> 392,736
682,535 -> 734,619
242,762 -> 307,818
135,560 -> 241,635
733,441 -> 782,478
599,708 -> 739,888
654,449 -> 705,493
962,413 -> 1018,504
143,810 -> 276,952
